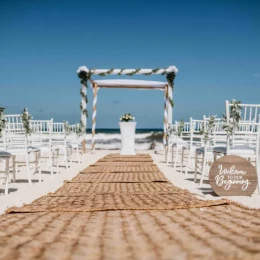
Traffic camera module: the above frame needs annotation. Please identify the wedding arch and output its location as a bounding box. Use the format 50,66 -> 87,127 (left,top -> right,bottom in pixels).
77,66 -> 178,151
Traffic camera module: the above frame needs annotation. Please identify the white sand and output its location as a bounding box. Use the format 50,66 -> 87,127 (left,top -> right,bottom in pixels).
0,149 -> 259,215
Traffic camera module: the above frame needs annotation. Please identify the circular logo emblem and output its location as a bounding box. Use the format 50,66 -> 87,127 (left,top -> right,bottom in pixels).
209,155 -> 257,196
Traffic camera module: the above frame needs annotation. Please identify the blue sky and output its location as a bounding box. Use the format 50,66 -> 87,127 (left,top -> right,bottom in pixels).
1,0 -> 260,128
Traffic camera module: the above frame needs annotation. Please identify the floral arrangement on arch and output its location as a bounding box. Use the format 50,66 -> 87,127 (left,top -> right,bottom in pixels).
200,115 -> 216,145
20,108 -> 33,136
75,121 -> 85,137
0,105 -> 6,137
120,114 -> 135,122
222,99 -> 242,135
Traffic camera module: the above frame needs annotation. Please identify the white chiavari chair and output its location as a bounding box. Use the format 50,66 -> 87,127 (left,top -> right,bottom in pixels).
4,114 -> 24,133
3,127 -> 41,186
66,124 -> 83,164
226,100 -> 260,123
0,151 -> 12,195
52,122 -> 72,169
181,118 -> 204,177
169,121 -> 190,169
194,117 -> 226,184
30,119 -> 59,177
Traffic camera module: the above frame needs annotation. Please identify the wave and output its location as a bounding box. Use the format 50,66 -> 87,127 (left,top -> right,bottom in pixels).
84,131 -> 164,150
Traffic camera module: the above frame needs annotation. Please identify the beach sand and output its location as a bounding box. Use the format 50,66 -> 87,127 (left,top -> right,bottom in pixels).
0,149 -> 260,215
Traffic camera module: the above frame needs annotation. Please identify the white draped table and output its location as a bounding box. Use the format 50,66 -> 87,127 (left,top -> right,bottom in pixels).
119,122 -> 136,155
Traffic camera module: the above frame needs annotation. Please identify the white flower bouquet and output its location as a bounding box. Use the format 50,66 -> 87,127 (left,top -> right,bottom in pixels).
120,113 -> 135,122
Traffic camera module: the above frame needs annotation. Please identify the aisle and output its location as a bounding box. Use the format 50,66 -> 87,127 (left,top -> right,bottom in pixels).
1,154 -> 260,260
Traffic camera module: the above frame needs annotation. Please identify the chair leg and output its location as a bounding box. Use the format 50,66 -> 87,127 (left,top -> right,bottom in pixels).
56,152 -> 59,174
81,152 -> 83,163
174,148 -> 179,169
256,158 -> 260,194
49,152 -> 53,177
171,147 -> 174,168
38,154 -> 42,183
54,149 -> 59,174
64,149 -> 68,170
12,155 -> 16,182
194,153 -> 198,183
26,154 -> 32,187
77,147 -> 80,163
181,148 -> 185,173
69,148 -> 72,168
165,146 -> 168,163
184,150 -> 192,177
4,158 -> 10,195
200,152 -> 208,186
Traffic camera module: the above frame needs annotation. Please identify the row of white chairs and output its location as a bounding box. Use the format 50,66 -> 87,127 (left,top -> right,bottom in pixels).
0,116 -> 84,195
166,101 -> 260,194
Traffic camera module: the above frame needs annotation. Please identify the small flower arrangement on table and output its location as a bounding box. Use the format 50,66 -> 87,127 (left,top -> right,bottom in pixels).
120,113 -> 135,122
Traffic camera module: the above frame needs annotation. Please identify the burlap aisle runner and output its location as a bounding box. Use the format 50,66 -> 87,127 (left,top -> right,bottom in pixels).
69,171 -> 168,183
7,193 -> 229,213
53,182 -> 178,195
6,154 -> 229,213
2,154 -> 260,260
81,165 -> 159,173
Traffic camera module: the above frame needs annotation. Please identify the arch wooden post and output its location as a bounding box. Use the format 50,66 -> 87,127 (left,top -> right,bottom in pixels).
81,83 -> 87,153
163,85 -> 168,147
92,83 -> 98,152
167,85 -> 173,125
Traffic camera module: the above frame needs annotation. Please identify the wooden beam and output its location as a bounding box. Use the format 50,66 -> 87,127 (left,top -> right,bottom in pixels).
95,85 -> 166,90
88,77 -> 95,85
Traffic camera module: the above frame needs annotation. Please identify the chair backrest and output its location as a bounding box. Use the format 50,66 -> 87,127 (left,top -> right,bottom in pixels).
167,121 -> 189,146
52,122 -> 65,134
30,119 -> 53,146
5,114 -> 24,133
203,116 -> 226,146
189,118 -> 203,146
50,122 -> 67,147
226,100 -> 260,123
70,124 -> 78,133
227,117 -> 260,155
30,119 -> 53,134
174,118 -> 203,147
2,130 -> 28,150
175,121 -> 190,141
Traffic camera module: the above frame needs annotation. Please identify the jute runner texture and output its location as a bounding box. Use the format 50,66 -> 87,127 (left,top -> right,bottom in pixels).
1,154 -> 260,260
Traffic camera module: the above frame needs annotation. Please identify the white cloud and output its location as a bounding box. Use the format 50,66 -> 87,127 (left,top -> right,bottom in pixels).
253,73 -> 260,78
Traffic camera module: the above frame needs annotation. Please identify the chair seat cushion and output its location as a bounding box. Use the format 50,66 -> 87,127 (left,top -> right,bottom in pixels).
229,145 -> 255,155
52,144 -> 72,150
6,146 -> 40,155
213,146 -> 255,155
213,146 -> 227,154
195,147 -> 214,155
182,143 -> 202,150
0,150 -> 12,157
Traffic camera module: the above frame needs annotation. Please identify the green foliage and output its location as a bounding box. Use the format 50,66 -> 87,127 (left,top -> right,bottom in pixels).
168,97 -> 174,107
75,121 -> 85,136
0,106 -> 6,137
63,121 -> 71,136
200,115 -> 216,143
80,89 -> 88,103
20,108 -> 33,136
165,72 -> 175,89
78,70 -> 92,86
222,99 -> 242,135
177,120 -> 185,136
